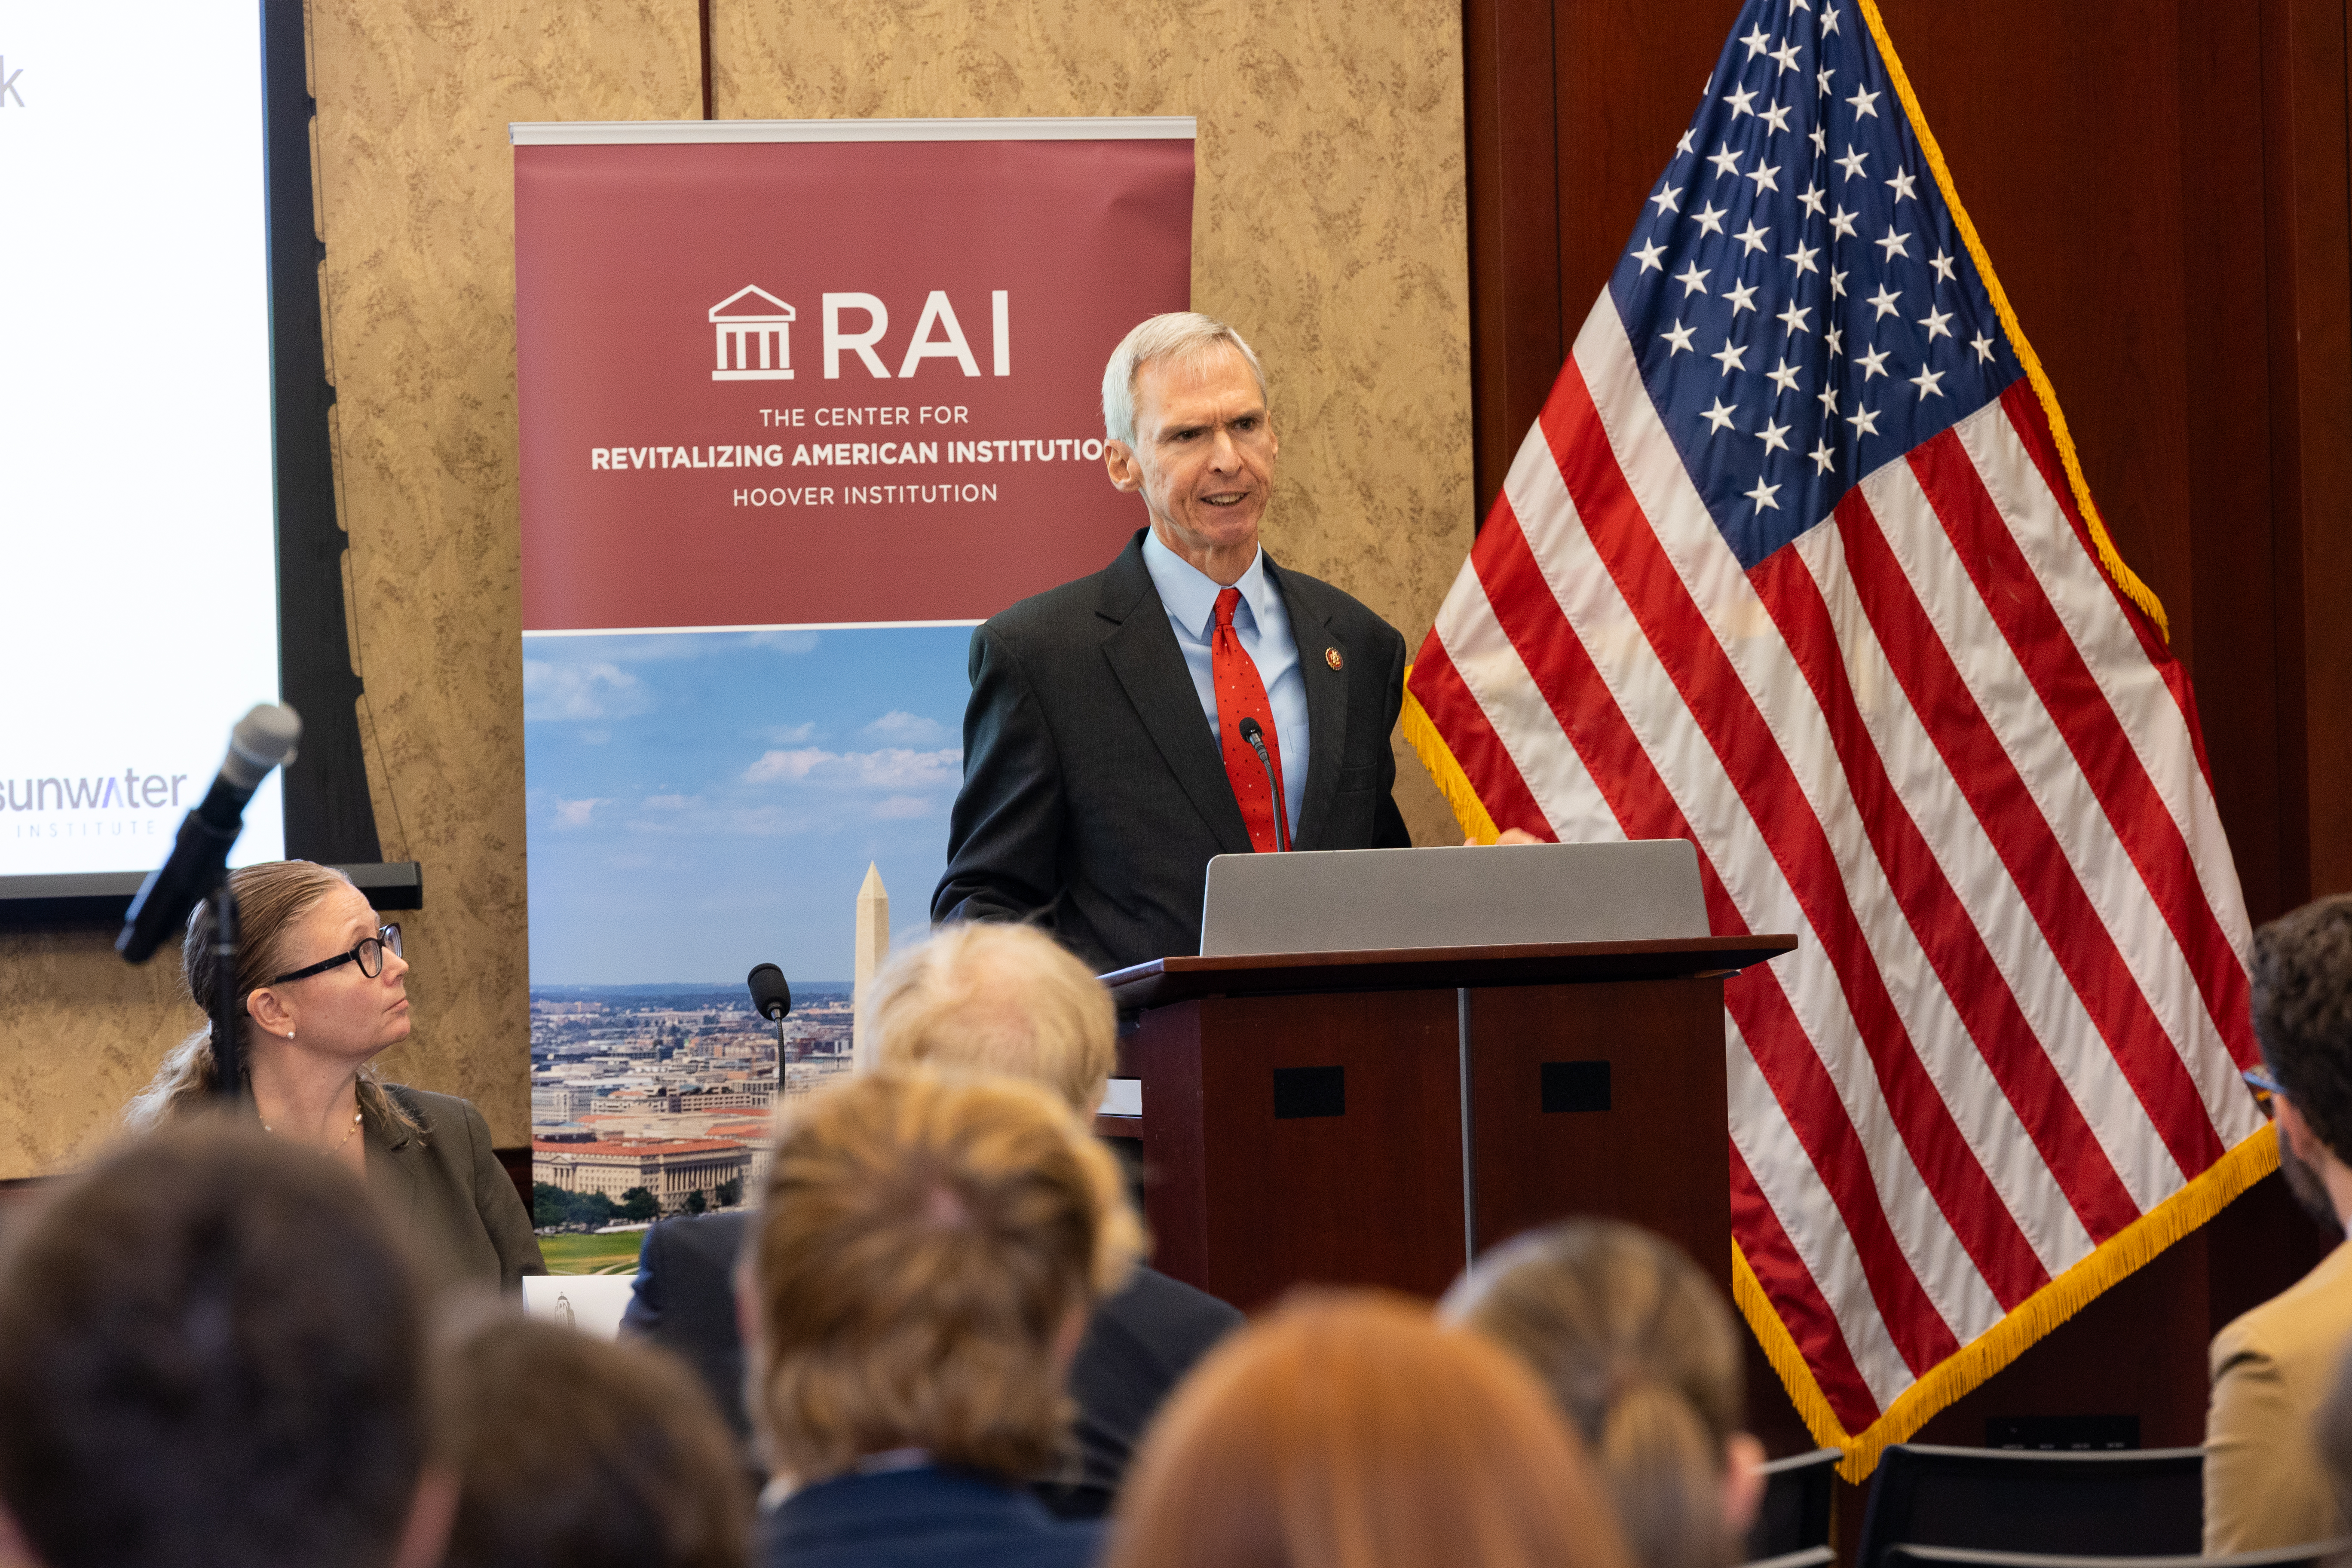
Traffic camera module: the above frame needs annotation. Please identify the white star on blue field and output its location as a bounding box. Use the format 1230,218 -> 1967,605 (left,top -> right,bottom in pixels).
1615,0 -> 2018,566
522,626 -> 974,985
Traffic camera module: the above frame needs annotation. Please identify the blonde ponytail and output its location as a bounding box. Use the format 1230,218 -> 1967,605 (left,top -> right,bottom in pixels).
1599,1377 -> 1736,1568
1443,1220 -> 1747,1568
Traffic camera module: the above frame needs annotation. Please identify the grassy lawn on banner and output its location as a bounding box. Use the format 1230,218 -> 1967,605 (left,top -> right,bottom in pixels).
539,1231 -> 647,1275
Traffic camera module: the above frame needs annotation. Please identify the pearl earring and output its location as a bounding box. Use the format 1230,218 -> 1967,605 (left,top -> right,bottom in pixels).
286,1029 -> 295,1039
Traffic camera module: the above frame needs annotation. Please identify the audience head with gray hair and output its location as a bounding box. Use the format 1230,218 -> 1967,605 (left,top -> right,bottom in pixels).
867,920 -> 1118,1114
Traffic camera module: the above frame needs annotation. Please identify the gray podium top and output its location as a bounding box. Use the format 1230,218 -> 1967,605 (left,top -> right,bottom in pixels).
1198,839 -> 1707,957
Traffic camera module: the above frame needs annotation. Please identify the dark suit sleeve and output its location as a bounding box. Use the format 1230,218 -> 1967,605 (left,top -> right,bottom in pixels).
933,622 -> 1070,928
622,1220 -> 668,1337
460,1098 -> 546,1290
1374,624 -> 1411,848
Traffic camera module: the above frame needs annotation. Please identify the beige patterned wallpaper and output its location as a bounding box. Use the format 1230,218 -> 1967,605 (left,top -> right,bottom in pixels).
0,0 -> 1470,1179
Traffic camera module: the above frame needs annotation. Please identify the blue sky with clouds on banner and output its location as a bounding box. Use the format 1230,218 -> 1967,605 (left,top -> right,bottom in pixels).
522,626 -> 974,986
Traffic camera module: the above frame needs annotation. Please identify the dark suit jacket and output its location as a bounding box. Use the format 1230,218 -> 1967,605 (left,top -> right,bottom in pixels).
366,1084 -> 545,1294
760,1466 -> 1100,1568
622,1207 -> 759,1436
624,1208 -> 1241,1516
933,529 -> 1412,973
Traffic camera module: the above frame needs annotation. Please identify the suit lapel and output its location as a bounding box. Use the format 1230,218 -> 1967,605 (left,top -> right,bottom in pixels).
1097,534 -> 1255,855
1273,557 -> 1347,851
365,1103 -> 422,1227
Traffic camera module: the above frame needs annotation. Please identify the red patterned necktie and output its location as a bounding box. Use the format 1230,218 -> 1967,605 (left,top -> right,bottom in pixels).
1212,586 -> 1285,853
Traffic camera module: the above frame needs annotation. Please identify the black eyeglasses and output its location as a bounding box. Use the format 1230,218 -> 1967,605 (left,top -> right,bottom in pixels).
268,924 -> 403,986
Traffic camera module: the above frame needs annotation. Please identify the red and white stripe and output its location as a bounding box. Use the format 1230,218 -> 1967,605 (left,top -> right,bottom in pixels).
1412,296 -> 2265,1433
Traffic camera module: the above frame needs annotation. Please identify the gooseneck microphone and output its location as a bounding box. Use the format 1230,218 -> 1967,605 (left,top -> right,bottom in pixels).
747,962 -> 793,1022
117,704 -> 304,965
1237,716 -> 1290,853
747,962 -> 793,1094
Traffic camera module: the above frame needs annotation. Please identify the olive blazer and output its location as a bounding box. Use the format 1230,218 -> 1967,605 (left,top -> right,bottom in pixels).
364,1083 -> 544,1293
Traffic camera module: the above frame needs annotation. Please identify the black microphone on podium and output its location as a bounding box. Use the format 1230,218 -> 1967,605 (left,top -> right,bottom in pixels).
747,962 -> 793,1096
117,703 -> 304,965
1237,716 -> 1289,853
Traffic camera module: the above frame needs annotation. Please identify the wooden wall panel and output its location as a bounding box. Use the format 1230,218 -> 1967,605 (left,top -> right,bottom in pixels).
2262,0 -> 2352,905
1464,0 -> 1562,515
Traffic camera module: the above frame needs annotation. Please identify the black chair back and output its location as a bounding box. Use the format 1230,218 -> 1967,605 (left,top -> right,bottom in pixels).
1739,1547 -> 1837,1568
1855,1444 -> 2203,1568
1884,1538 -> 2346,1568
1745,1448 -> 1842,1560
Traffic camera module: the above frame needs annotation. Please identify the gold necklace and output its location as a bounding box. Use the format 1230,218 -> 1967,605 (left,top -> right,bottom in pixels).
261,1109 -> 364,1155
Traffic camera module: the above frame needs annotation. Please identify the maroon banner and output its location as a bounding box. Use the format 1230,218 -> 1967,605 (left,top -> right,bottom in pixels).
513,123 -> 1195,631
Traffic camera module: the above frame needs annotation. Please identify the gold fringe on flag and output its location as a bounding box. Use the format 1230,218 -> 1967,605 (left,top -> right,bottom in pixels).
1857,0 -> 2171,643
1400,677 -> 1500,844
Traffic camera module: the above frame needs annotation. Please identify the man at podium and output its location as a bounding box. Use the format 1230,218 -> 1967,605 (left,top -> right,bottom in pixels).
934,312 -> 1412,974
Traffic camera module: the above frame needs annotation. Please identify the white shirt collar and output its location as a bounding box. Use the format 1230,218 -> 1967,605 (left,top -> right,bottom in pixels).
1141,527 -> 1273,641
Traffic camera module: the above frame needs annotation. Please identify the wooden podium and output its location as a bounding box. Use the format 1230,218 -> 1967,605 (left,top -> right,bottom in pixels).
1096,935 -> 1796,1309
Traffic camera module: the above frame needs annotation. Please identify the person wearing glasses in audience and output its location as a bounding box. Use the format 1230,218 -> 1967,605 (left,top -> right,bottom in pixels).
125,858 -> 544,1293
2203,892 -> 2352,1554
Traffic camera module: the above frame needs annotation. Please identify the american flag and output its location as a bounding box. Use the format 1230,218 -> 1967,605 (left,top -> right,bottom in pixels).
1406,0 -> 2270,1469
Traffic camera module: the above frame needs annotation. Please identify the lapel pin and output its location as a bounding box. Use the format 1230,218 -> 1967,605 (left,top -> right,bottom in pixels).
1325,647 -> 1344,671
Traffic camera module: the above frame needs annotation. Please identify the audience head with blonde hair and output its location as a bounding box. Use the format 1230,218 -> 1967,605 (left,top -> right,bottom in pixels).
1104,1290 -> 1633,1568
867,922 -> 1117,1114
744,1069 -> 1142,1486
1442,1219 -> 1764,1568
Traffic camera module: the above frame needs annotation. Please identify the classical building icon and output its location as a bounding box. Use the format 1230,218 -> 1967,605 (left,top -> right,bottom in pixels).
710,285 -> 795,380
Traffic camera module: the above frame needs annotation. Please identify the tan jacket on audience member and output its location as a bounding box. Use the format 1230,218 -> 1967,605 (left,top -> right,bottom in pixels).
2204,1238 -> 2352,1554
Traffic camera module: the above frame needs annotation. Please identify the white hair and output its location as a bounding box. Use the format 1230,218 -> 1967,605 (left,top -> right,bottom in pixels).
1100,312 -> 1268,449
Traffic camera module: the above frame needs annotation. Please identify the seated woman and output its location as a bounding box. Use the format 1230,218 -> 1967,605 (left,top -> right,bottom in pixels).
1441,1219 -> 1766,1568
126,858 -> 542,1292
744,1069 -> 1142,1568
1104,1289 -> 1632,1568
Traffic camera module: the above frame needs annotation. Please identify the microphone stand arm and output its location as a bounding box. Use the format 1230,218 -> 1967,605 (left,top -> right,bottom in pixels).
1241,723 -> 1291,853
205,882 -> 246,1102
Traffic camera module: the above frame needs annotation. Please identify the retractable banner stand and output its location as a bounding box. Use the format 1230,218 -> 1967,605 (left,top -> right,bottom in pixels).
514,120 -> 1193,1220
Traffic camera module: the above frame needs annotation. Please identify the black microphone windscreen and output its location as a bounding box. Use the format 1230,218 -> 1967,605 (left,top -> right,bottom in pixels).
1239,716 -> 1263,744
747,962 -> 792,1021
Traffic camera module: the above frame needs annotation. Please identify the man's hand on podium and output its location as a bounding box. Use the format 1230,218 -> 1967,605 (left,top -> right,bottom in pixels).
1464,827 -> 1544,846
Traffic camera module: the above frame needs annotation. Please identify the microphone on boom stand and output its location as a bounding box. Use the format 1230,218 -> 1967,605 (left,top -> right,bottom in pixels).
747,962 -> 793,1100
116,703 -> 304,1104
1237,716 -> 1290,852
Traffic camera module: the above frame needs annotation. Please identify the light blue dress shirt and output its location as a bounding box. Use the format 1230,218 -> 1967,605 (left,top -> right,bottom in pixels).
1141,528 -> 1309,844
